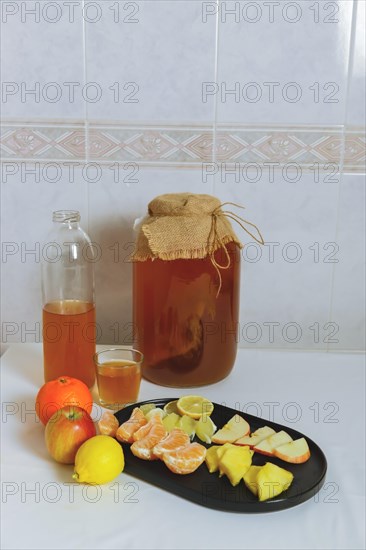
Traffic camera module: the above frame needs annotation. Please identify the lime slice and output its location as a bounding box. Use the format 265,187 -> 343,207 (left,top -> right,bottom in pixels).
177,395 -> 214,419
195,415 -> 217,444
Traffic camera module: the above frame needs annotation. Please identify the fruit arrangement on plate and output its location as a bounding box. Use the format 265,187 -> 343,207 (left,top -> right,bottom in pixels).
104,395 -> 312,502
35,381 -> 326,511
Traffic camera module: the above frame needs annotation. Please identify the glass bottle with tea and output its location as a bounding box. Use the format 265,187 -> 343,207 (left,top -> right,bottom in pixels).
41,210 -> 96,387
132,193 -> 263,387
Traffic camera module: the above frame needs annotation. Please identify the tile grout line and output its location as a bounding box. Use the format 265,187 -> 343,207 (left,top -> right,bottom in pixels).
212,0 -> 220,197
82,0 -> 90,235
326,0 -> 359,353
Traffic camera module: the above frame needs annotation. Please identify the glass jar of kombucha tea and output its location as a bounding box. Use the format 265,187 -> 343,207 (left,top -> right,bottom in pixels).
132,193 -> 253,387
41,210 -> 96,387
133,242 -> 240,387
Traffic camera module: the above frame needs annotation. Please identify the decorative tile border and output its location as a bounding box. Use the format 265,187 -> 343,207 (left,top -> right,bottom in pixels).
1,120 -> 365,172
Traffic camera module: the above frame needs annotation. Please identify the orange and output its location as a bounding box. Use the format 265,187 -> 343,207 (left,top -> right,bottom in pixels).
35,376 -> 93,426
116,407 -> 147,443
98,411 -> 119,437
130,422 -> 167,460
162,442 -> 207,474
152,428 -> 190,459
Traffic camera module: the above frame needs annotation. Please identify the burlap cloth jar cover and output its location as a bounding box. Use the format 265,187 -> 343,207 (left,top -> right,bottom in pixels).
133,193 -> 263,285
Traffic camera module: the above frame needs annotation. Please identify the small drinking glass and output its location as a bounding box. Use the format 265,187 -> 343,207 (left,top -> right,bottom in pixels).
93,348 -> 143,409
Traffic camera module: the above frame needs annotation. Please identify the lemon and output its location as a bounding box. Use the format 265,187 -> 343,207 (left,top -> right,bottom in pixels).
195,415 -> 217,444
72,435 -> 124,485
177,395 -> 214,419
163,400 -> 180,415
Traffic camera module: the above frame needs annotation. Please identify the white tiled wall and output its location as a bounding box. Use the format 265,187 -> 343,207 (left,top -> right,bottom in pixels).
216,0 -> 353,125
1,3 -> 85,119
85,0 -> 217,123
1,1 -> 365,351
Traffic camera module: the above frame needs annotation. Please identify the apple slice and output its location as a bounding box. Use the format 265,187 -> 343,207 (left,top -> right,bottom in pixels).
211,414 -> 250,444
253,430 -> 293,456
235,426 -> 276,447
273,437 -> 311,464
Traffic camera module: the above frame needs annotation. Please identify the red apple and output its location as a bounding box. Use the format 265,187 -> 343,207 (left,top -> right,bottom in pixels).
45,406 -> 96,464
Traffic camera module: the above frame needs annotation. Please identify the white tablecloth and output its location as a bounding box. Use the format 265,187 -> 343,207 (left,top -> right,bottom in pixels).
1,344 -> 365,550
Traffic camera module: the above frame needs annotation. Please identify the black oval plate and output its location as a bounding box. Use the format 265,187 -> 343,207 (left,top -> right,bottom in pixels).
114,398 -> 327,513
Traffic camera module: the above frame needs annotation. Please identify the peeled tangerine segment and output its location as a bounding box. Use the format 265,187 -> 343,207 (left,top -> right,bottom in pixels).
133,415 -> 163,442
130,422 -> 167,460
116,407 -> 147,443
256,462 -> 294,502
98,411 -> 119,437
218,445 -> 253,486
163,442 -> 207,474
152,428 -> 190,459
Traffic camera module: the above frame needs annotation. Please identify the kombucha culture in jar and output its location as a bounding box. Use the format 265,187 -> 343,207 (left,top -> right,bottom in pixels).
134,243 -> 240,387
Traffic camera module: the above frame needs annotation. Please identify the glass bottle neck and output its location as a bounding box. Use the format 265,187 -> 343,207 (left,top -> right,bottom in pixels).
53,210 -> 81,224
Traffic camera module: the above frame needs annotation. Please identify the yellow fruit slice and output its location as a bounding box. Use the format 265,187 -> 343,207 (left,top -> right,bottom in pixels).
163,400 -> 180,415
195,415 -> 217,444
205,445 -> 221,473
162,412 -> 181,432
177,395 -> 214,419
216,443 -> 233,477
243,465 -> 262,496
256,462 -> 294,501
178,415 -> 197,438
140,403 -> 156,416
73,435 -> 124,485
145,407 -> 166,421
218,445 -> 253,486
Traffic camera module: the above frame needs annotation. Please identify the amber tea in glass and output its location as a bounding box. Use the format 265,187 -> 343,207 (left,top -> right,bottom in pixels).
94,348 -> 143,409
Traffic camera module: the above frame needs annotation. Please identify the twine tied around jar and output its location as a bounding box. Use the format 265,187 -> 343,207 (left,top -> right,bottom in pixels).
132,193 -> 264,296
209,202 -> 264,296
